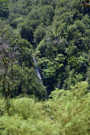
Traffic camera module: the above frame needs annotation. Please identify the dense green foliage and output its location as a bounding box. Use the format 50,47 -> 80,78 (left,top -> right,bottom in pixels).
0,0 -> 90,134
0,0 -> 9,18
0,82 -> 90,135
0,0 -> 90,97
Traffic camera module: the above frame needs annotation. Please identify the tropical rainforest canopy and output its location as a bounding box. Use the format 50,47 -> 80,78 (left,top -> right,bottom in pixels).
0,0 -> 90,135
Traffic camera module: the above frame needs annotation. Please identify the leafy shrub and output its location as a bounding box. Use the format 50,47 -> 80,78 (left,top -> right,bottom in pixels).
0,98 -> 6,116
0,81 -> 90,135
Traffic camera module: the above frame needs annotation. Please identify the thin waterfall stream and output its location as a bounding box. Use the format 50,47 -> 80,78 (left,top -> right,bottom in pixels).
32,55 -> 48,99
32,56 -> 42,81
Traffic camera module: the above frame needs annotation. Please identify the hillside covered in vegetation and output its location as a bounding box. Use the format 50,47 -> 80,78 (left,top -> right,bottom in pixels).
0,0 -> 90,134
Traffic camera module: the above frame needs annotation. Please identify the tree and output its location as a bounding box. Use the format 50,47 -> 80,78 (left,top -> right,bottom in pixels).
0,0 -> 9,18
0,38 -> 16,113
87,51 -> 90,90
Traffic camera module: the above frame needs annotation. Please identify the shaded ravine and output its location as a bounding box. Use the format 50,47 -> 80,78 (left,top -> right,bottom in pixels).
32,56 -> 49,99
32,56 -> 42,82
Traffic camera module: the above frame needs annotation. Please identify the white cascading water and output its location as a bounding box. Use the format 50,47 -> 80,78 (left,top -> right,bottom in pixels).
32,56 -> 42,80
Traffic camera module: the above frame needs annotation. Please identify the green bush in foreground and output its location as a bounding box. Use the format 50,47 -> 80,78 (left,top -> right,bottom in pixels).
0,81 -> 90,135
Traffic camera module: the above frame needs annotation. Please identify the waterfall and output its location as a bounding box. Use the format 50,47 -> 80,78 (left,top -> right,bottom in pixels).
32,56 -> 42,81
